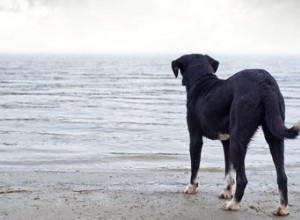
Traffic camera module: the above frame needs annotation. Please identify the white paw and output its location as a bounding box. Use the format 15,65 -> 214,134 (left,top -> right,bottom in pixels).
220,190 -> 233,199
223,199 -> 240,211
220,174 -> 235,199
273,205 -> 289,216
184,183 -> 198,194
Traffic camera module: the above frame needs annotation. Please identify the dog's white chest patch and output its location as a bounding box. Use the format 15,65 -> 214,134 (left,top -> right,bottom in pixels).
218,133 -> 230,141
294,120 -> 300,130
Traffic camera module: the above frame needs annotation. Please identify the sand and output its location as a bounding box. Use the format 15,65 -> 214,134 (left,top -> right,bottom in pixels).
0,168 -> 300,220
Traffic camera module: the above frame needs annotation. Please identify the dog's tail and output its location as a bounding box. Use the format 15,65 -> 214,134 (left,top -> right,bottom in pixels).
265,106 -> 300,139
263,82 -> 300,139
281,121 -> 300,139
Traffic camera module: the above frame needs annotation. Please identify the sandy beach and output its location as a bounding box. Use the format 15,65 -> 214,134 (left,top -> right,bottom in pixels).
0,168 -> 300,220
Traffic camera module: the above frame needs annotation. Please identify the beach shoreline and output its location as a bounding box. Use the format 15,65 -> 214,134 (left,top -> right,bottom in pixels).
0,168 -> 300,219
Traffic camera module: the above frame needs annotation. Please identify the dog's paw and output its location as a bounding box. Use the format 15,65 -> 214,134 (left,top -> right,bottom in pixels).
184,183 -> 198,194
220,190 -> 233,199
273,205 -> 289,216
222,199 -> 240,211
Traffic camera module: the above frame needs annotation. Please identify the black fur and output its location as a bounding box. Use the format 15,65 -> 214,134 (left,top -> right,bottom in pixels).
172,54 -> 300,210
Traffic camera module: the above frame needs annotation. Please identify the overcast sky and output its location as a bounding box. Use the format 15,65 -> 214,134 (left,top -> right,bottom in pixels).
0,0 -> 299,54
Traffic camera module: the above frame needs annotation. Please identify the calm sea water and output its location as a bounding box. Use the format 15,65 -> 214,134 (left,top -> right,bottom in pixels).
0,54 -> 299,171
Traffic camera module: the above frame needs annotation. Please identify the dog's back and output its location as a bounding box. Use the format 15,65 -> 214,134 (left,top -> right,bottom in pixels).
226,69 -> 299,139
190,68 -> 299,140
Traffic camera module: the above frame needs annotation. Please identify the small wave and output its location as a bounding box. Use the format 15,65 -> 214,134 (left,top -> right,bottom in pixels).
109,152 -> 188,161
110,152 -> 186,156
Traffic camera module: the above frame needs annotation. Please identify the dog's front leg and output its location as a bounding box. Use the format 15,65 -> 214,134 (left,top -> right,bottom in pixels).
220,140 -> 235,199
184,135 -> 203,194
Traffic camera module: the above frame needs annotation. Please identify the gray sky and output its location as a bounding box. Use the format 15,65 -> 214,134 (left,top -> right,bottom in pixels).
0,0 -> 299,54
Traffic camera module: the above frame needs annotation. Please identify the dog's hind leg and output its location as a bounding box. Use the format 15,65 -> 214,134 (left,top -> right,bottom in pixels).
262,124 -> 289,216
223,136 -> 247,211
220,140 -> 235,199
223,98 -> 261,211
184,133 -> 203,194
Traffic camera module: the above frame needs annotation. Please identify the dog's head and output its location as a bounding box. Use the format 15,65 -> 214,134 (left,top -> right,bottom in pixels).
171,54 -> 219,87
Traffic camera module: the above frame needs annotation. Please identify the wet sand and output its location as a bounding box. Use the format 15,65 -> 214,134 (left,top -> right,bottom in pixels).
0,168 -> 300,219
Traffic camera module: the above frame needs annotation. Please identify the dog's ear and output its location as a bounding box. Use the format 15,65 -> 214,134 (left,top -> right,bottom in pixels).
171,60 -> 182,78
205,55 -> 219,73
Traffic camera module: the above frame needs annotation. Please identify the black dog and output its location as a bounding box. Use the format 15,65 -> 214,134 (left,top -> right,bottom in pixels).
172,54 -> 300,216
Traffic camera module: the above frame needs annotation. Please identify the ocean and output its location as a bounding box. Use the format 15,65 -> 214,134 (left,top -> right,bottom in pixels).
0,54 -> 299,171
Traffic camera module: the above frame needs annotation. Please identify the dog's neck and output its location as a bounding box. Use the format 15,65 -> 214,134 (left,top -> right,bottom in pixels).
186,72 -> 219,91
186,73 -> 221,107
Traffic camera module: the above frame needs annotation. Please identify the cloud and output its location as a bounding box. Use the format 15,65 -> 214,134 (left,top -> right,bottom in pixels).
0,0 -> 299,54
